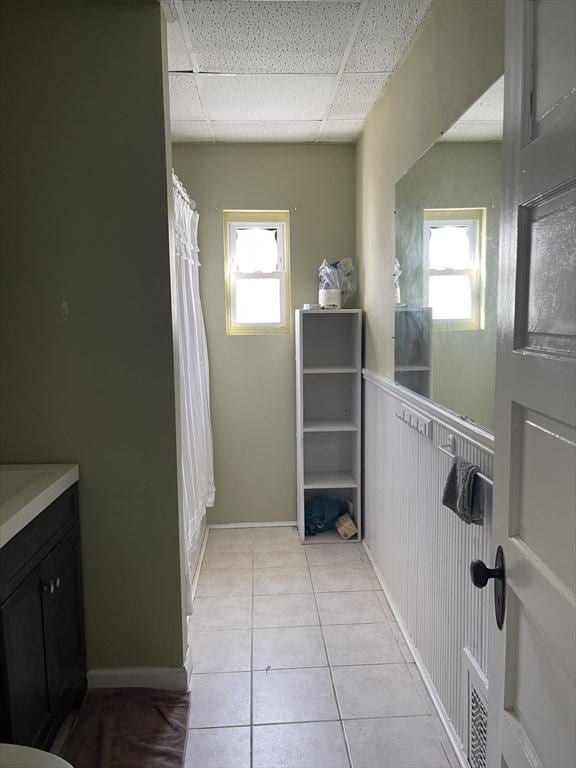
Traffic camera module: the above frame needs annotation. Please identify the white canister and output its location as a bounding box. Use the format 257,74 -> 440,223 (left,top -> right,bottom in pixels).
318,288 -> 342,308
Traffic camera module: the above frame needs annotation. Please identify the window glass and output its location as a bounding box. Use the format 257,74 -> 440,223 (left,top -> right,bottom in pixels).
234,228 -> 279,273
428,225 -> 472,269
428,274 -> 473,320
234,278 -> 282,324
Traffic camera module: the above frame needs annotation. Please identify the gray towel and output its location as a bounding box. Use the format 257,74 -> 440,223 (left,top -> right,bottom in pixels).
442,456 -> 487,525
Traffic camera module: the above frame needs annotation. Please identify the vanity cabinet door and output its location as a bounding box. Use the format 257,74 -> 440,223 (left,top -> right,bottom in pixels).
0,483 -> 85,748
42,527 -> 86,712
0,564 -> 51,745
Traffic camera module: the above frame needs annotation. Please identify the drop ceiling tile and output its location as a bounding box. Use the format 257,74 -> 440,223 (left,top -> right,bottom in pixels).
346,0 -> 432,73
171,121 -> 212,142
440,121 -> 503,143
329,73 -> 389,119
213,121 -> 322,143
439,76 -> 504,142
198,74 -> 335,122
181,1 -> 359,74
457,76 -> 504,122
169,74 -> 205,121
167,20 -> 192,71
320,119 -> 363,142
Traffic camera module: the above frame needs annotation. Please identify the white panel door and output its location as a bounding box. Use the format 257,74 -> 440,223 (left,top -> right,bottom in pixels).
487,2 -> 576,767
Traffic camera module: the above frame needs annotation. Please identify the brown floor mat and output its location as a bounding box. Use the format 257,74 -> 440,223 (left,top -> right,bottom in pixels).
62,688 -> 189,768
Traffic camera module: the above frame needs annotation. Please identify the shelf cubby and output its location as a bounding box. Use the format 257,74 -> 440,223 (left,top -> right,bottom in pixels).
303,372 -> 359,427
303,488 -> 360,543
302,311 -> 361,370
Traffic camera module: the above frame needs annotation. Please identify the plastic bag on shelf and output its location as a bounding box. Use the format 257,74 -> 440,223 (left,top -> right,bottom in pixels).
318,260 -> 340,291
318,258 -> 357,307
336,257 -> 357,303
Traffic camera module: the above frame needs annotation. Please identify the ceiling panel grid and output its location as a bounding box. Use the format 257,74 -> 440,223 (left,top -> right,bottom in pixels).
166,0 -> 434,143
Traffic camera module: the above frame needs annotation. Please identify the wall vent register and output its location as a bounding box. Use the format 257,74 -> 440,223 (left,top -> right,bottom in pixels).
469,686 -> 488,768
463,647 -> 489,768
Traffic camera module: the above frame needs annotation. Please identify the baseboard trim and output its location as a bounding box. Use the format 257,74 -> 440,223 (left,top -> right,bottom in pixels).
190,523 -> 209,603
184,523 -> 210,682
208,521 -> 297,529
362,541 -> 469,768
87,665 -> 188,691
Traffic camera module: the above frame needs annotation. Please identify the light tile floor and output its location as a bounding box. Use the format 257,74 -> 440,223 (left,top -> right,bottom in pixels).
185,527 -> 458,768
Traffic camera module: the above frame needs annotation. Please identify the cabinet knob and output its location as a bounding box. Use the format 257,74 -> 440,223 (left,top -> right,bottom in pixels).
42,579 -> 57,595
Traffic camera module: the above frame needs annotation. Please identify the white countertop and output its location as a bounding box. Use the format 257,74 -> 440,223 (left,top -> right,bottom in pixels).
0,464 -> 79,548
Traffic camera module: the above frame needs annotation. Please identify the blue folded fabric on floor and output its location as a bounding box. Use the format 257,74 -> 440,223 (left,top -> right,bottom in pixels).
442,456 -> 486,526
305,495 -> 348,536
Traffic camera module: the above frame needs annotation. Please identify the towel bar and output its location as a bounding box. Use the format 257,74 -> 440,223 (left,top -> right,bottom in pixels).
439,443 -> 494,487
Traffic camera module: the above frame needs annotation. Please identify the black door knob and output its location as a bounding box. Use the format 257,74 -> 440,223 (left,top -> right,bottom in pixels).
470,559 -> 503,589
470,546 -> 506,630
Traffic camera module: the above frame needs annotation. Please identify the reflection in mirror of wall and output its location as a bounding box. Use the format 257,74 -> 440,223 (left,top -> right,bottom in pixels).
394,77 -> 504,433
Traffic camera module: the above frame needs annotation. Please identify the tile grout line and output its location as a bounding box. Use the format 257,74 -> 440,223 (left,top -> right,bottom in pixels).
188,711 -> 444,731
308,559 -> 354,768
191,616 -> 397,634
199,587 -> 383,598
187,659 -> 415,677
253,620 -> 394,630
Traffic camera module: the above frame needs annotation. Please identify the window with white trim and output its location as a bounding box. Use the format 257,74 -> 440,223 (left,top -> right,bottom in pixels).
423,208 -> 485,330
224,210 -> 290,335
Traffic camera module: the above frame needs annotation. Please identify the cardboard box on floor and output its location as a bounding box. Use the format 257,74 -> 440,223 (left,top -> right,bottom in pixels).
336,512 -> 358,540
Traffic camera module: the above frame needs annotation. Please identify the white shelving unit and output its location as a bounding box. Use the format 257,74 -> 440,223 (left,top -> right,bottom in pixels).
394,306 -> 432,397
295,309 -> 362,544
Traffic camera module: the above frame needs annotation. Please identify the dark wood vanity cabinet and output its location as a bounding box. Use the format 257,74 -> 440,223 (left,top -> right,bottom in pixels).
0,484 -> 86,748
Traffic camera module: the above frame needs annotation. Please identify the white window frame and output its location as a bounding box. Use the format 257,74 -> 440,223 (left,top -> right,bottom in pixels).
224,210 -> 291,335
423,208 -> 486,331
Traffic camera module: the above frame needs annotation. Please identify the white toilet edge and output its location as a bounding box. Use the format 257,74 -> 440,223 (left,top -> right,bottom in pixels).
0,743 -> 74,768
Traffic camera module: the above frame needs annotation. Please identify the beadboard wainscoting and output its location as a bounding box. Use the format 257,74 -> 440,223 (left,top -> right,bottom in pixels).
363,370 -> 493,760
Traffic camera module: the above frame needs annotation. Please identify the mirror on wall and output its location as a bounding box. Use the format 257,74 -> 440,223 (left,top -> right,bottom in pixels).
394,76 -> 504,433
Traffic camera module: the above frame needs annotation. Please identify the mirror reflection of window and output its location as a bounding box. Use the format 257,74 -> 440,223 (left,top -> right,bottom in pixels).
423,209 -> 485,329
393,75 -> 504,433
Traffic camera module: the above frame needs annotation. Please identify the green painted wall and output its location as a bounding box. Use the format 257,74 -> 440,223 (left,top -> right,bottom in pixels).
396,142 -> 502,431
356,0 -> 505,378
173,144 -> 356,525
0,1 -> 184,669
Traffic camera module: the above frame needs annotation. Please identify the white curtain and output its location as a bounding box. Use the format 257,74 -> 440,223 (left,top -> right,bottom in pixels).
172,171 -> 214,611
